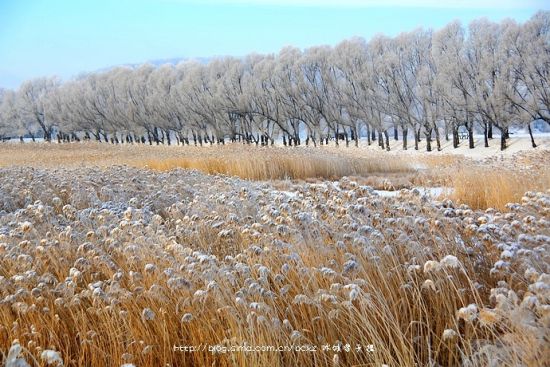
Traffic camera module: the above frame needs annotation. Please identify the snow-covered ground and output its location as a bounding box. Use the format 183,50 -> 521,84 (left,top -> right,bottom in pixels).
358,134 -> 550,159
374,187 -> 450,198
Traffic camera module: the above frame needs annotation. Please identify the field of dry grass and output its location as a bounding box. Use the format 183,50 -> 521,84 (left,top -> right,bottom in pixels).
0,142 -> 549,367
448,167 -> 550,211
1,141 -> 548,210
0,142 -> 413,179
140,149 -> 413,180
415,150 -> 550,211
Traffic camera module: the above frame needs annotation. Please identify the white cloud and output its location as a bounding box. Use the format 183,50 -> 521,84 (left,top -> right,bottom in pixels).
172,0 -> 548,8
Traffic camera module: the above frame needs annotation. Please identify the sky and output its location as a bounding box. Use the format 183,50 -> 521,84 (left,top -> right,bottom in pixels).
0,0 -> 548,89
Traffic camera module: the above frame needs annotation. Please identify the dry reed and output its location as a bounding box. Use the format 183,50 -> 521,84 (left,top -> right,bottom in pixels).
449,167 -> 550,210
0,166 -> 548,367
141,149 -> 412,180
0,143 -> 413,180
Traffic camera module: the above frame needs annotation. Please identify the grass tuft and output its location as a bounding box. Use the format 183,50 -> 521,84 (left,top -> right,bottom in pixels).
141,148 -> 413,180
449,167 -> 550,210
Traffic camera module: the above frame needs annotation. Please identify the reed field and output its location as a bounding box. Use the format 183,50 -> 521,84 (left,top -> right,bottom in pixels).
2,4 -> 550,367
0,142 -> 549,366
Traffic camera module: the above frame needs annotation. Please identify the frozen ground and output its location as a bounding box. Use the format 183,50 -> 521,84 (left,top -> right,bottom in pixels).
373,187 -> 449,198
3,133 -> 549,159
359,134 -> 550,159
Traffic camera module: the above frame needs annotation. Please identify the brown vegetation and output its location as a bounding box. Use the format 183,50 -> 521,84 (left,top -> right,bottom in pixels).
1,142 -> 549,212
0,142 -> 413,180
449,167 -> 550,211
0,167 -> 548,367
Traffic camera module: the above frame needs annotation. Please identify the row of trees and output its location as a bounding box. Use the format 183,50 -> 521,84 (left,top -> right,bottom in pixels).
0,12 -> 549,151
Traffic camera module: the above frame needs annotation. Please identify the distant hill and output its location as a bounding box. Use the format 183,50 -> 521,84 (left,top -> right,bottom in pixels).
143,56 -> 211,66
94,56 -> 211,74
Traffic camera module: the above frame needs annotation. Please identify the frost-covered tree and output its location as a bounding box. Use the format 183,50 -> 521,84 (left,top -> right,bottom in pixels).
433,20 -> 470,148
381,32 -> 426,150
0,89 -> 19,139
333,38 -> 368,147
247,55 -> 295,145
298,45 -> 346,146
506,11 -> 550,147
5,13 -> 546,151
16,77 -> 60,141
467,19 -> 521,150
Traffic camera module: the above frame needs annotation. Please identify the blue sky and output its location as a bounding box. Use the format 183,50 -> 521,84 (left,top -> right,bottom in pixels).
0,0 -> 548,89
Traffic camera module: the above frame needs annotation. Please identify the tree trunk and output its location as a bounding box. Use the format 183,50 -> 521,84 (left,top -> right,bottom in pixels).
384,130 -> 390,151
528,123 -> 537,148
153,127 -> 160,145
483,123 -> 489,148
344,129 -> 349,147
452,124 -> 459,148
402,127 -> 408,150
468,125 -> 474,149
43,126 -> 52,142
434,126 -> 441,151
425,128 -> 432,152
